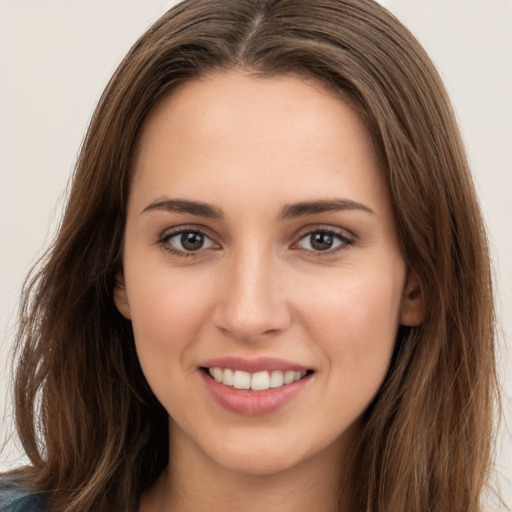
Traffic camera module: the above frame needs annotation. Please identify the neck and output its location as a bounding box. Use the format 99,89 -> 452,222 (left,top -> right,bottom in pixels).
140,422 -> 356,512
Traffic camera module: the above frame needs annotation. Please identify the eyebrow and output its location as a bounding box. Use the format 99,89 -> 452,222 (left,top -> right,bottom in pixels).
140,197 -> 375,219
141,198 -> 223,218
277,199 -> 375,219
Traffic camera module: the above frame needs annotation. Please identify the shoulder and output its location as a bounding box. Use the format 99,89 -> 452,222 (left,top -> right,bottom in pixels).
0,479 -> 43,512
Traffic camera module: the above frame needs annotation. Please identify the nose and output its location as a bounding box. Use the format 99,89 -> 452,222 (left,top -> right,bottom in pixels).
213,246 -> 292,343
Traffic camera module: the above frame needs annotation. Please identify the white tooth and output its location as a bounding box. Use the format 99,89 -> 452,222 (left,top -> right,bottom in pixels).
208,368 -> 215,378
251,371 -> 270,391
300,370 -> 307,378
269,370 -> 284,388
283,370 -> 295,385
223,368 -> 234,386
294,371 -> 302,382
213,367 -> 223,382
233,370 -> 251,389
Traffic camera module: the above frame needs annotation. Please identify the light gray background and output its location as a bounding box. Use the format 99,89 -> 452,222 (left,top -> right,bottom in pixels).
1,0 -> 510,507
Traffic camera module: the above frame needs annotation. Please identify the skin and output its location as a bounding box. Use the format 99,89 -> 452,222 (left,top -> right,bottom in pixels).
115,70 -> 424,511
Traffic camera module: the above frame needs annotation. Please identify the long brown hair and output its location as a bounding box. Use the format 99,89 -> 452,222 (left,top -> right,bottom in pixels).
4,0 -> 497,510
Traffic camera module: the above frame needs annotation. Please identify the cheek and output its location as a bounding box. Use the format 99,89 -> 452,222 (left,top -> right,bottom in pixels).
124,266 -> 216,388
299,269 -> 404,395
303,268 -> 403,335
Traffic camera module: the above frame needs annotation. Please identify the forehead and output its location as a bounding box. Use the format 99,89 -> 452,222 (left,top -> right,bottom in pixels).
139,71 -> 369,146
130,70 -> 388,215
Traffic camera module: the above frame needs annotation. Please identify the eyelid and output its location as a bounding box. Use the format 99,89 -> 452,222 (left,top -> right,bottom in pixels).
155,223 -> 355,257
291,225 -> 355,254
293,223 -> 355,240
157,225 -> 220,256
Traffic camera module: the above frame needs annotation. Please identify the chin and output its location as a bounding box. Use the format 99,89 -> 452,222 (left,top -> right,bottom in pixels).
213,448 -> 304,477
197,424 -> 343,478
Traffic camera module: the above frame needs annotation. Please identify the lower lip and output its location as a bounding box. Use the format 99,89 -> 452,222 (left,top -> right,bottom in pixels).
200,371 -> 312,416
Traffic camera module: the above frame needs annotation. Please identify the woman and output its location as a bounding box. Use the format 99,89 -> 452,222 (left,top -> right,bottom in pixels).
0,0 -> 498,510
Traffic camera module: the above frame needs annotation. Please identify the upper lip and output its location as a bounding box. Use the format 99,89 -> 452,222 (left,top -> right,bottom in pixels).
199,356 -> 312,373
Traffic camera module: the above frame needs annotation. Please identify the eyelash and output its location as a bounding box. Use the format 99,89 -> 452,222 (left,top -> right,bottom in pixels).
293,228 -> 354,256
157,226 -> 354,258
157,226 -> 218,257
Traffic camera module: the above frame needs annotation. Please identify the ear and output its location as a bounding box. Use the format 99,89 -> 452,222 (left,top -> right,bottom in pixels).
114,273 -> 131,319
400,269 -> 425,326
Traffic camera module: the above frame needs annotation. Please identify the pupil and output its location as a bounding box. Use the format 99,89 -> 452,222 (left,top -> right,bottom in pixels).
311,232 -> 333,251
181,232 -> 204,251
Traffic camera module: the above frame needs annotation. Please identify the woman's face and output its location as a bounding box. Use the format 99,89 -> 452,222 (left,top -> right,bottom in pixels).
115,71 -> 423,477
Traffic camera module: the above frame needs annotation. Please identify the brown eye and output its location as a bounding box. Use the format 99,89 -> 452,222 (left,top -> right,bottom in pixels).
310,232 -> 334,251
181,232 -> 205,251
296,229 -> 352,253
161,229 -> 217,255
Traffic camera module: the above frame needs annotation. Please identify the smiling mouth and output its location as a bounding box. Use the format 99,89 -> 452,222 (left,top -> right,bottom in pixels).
202,367 -> 314,392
